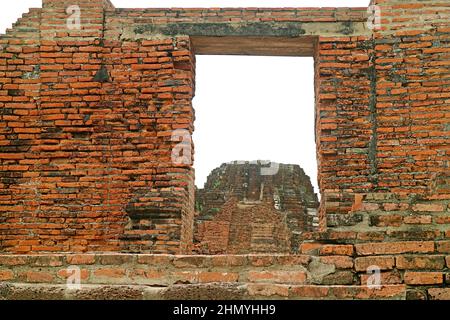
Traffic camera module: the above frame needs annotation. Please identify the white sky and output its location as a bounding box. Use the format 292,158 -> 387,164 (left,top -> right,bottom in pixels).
194,56 -> 317,190
1,0 -> 369,193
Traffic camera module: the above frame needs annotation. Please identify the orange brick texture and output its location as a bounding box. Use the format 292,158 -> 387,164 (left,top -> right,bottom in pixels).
1,245 -> 450,300
0,0 -> 449,300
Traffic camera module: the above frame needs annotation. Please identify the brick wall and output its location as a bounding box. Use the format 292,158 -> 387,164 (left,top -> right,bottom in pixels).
0,0 -> 449,300
313,0 -> 449,238
0,0 -> 372,255
0,0 -> 196,254
0,252 -> 405,300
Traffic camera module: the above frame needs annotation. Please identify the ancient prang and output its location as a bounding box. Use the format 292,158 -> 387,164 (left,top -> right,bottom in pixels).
0,0 -> 449,300
194,161 -> 319,254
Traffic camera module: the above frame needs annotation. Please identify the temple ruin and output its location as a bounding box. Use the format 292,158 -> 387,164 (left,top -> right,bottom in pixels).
194,161 -> 319,254
0,0 -> 449,300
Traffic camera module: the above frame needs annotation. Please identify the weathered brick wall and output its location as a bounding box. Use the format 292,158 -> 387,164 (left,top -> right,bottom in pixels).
0,0 -> 449,300
0,0 -> 196,254
312,0 -> 449,240
0,1 -> 369,255
372,0 -> 449,194
1,246 -> 449,300
0,252 -> 406,300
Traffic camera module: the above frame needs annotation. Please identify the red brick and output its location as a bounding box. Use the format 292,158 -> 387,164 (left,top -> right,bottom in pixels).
93,268 -> 126,279
66,254 -> 96,265
436,241 -> 450,253
173,256 -> 208,268
248,255 -> 276,267
210,255 -> 247,267
138,269 -> 165,280
31,255 -> 64,267
25,271 -> 54,283
172,271 -> 198,283
289,285 -> 330,298
0,269 -> 14,281
412,204 -> 444,212
319,245 -> 354,256
0,256 -> 28,266
98,254 -> 135,265
57,268 -> 90,281
428,288 -> 450,300
355,242 -> 434,256
320,256 -> 354,269
360,271 -> 402,285
198,272 -> 239,283
331,285 -> 406,300
396,255 -> 445,270
404,215 -> 432,224
446,256 -> 450,268
300,243 -> 322,254
247,284 -> 289,297
404,272 -> 443,285
354,256 -> 395,271
137,255 -> 174,265
276,255 -> 311,266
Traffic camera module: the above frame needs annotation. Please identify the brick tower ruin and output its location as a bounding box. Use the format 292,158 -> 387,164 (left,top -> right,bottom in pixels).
194,161 -> 319,254
0,0 -> 449,300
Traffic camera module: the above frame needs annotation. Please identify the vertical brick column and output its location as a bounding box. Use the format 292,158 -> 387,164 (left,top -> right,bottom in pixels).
34,0 -> 197,254
313,0 -> 450,243
113,36 -> 196,254
314,34 -> 375,232
369,0 -> 450,195
29,0 -> 118,253
0,7 -> 42,253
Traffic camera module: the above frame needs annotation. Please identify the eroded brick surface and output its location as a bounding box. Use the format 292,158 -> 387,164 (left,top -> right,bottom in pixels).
0,0 -> 449,300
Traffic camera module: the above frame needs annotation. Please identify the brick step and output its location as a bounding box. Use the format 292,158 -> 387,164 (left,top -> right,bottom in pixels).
0,283 -> 408,300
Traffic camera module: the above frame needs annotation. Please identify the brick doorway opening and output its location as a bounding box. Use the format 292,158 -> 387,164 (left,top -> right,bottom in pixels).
190,49 -> 321,254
